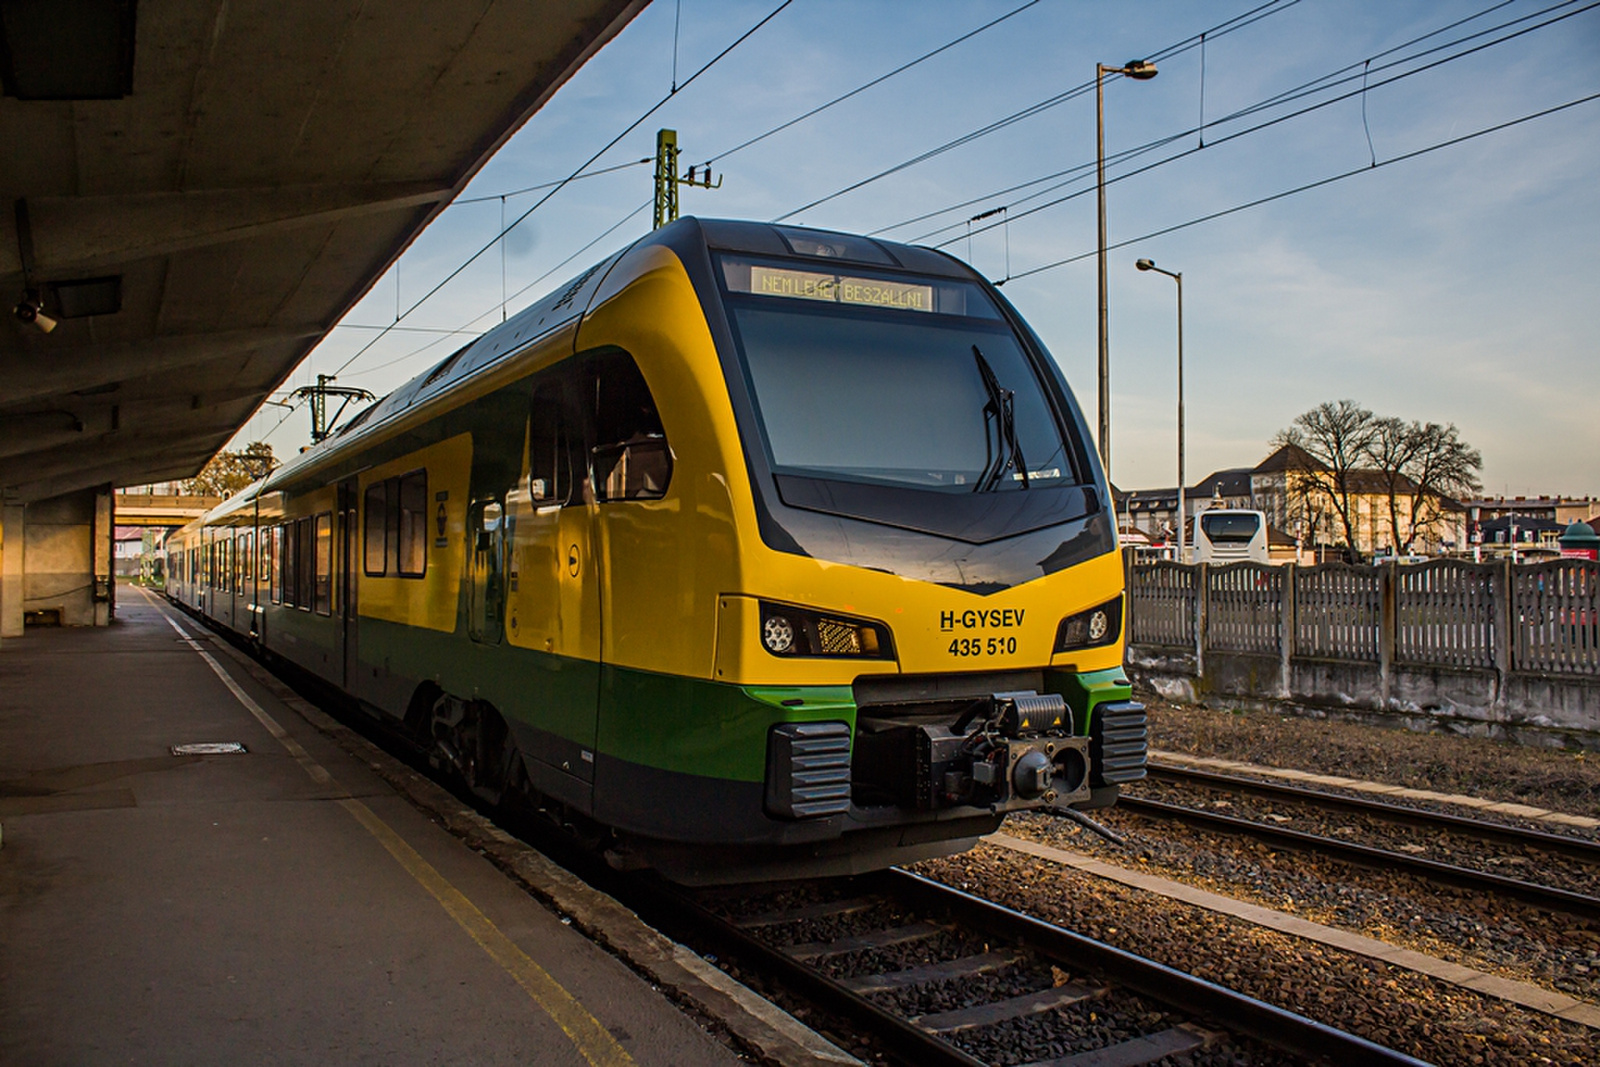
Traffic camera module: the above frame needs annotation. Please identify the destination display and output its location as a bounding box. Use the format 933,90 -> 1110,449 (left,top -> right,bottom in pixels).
748,266 -> 934,313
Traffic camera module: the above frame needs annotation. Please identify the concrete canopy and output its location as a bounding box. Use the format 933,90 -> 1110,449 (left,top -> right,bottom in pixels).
0,0 -> 645,504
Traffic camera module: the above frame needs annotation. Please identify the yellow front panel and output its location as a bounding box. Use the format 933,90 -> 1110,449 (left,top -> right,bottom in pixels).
712,547 -> 1125,685
577,245 -> 750,679
358,433 -> 472,632
576,242 -> 1127,685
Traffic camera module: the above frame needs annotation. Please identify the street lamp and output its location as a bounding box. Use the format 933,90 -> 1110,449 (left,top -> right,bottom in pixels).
1136,256 -> 1185,564
1096,58 -> 1158,480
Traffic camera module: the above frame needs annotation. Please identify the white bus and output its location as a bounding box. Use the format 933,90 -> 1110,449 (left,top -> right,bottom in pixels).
1194,509 -> 1268,564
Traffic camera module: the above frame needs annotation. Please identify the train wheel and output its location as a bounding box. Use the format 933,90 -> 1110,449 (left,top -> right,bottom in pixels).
469,702 -> 518,809
428,694 -> 518,809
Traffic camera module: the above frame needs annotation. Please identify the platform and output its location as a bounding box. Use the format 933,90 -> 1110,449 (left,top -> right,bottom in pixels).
0,590 -> 744,1066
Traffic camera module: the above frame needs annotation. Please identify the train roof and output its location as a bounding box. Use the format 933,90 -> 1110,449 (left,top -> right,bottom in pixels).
255,218 -> 970,496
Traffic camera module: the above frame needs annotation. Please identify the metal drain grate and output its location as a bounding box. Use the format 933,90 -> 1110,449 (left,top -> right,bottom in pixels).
171,742 -> 248,755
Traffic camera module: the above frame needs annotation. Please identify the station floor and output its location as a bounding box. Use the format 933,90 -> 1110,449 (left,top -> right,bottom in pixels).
0,590 -> 746,1066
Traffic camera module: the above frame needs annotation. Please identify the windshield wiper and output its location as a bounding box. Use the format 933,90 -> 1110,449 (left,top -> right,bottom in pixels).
972,345 -> 1027,491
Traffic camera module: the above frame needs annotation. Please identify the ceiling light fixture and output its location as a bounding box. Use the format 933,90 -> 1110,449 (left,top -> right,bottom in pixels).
13,288 -> 56,333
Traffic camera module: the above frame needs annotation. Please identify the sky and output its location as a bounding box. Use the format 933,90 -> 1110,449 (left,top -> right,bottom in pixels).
230,0 -> 1600,500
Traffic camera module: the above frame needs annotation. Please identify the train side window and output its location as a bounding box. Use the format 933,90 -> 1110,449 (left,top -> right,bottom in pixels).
528,385 -> 571,505
297,516 -> 314,609
364,482 -> 388,576
242,531 -> 255,589
266,526 -> 279,604
589,352 -> 671,502
397,471 -> 427,577
282,523 -> 299,607
314,513 -> 333,614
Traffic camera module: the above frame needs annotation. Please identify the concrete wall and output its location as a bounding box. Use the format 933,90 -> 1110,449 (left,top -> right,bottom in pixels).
0,486 -> 115,637
1128,556 -> 1600,750
1130,645 -> 1600,751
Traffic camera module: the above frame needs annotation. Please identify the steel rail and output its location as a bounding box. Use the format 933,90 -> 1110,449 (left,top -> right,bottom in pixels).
886,868 -> 1433,1067
170,596 -> 1435,1063
1147,761 -> 1600,863
618,869 -> 1432,1067
618,873 -> 987,1067
1117,795 -> 1600,921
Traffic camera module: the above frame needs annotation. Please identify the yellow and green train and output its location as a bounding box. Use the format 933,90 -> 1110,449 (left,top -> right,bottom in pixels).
167,218 -> 1144,883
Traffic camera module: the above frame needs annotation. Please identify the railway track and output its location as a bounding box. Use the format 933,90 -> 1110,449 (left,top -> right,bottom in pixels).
173,610 -> 1454,1063
612,867 -> 1431,1067
1122,762 -> 1600,920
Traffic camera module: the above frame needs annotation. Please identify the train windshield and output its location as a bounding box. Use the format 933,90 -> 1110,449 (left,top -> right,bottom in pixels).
718,257 -> 1077,493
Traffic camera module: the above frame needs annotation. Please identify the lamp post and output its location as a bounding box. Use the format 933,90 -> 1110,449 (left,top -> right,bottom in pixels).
1136,256 -> 1185,564
1095,58 -> 1158,480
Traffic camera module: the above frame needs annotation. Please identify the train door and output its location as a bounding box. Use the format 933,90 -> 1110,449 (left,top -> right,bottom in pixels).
468,499 -> 506,644
241,527 -> 256,639
500,373 -> 602,807
224,529 -> 239,630
197,532 -> 208,613
338,480 -> 359,688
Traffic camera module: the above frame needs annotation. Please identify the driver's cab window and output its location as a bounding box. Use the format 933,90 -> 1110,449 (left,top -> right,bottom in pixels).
528,383 -> 572,506
588,351 -> 671,501
475,500 -> 504,551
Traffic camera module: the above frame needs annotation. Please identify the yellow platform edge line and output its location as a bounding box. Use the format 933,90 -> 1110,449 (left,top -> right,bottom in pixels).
139,588 -> 633,1066
338,796 -> 634,1067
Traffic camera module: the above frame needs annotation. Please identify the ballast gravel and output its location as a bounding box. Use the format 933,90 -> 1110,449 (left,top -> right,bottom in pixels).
911,696 -> 1600,1066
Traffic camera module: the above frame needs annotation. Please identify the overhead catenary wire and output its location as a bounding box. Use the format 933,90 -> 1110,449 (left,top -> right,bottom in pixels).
342,199 -> 654,382
770,0 -> 1305,223
451,157 -> 653,204
881,0 -> 1583,244
923,0 -> 1600,249
994,90 -> 1600,285
326,0 -> 1052,385
702,0 -> 1047,165
304,0 -> 1284,418
324,0 -> 796,382
285,0 -> 1586,431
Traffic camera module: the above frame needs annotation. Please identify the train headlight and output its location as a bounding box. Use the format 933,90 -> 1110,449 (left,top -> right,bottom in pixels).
759,601 -> 894,659
1054,598 -> 1123,653
762,614 -> 796,654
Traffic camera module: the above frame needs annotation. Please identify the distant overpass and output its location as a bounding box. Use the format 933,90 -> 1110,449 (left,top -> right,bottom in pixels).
112,494 -> 222,528
1,0 -> 648,638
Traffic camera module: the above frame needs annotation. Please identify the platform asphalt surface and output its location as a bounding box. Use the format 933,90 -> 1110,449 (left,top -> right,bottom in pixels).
0,593 -> 745,1066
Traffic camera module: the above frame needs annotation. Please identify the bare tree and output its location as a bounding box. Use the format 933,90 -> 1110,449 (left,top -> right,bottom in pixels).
1368,419 -> 1481,553
1273,400 -> 1376,558
181,441 -> 278,498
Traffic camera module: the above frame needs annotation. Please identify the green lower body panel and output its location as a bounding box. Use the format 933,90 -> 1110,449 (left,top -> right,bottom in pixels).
347,620 -> 1139,855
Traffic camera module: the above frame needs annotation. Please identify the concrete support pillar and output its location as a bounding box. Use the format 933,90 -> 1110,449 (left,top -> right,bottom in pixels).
16,486 -> 111,628
1379,560 -> 1398,709
1493,557 -> 1515,718
94,485 -> 114,625
1,501 -> 24,640
1279,563 -> 1297,699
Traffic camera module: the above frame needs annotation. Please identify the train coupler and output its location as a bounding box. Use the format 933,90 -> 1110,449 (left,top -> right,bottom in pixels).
856,690 -> 1092,812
